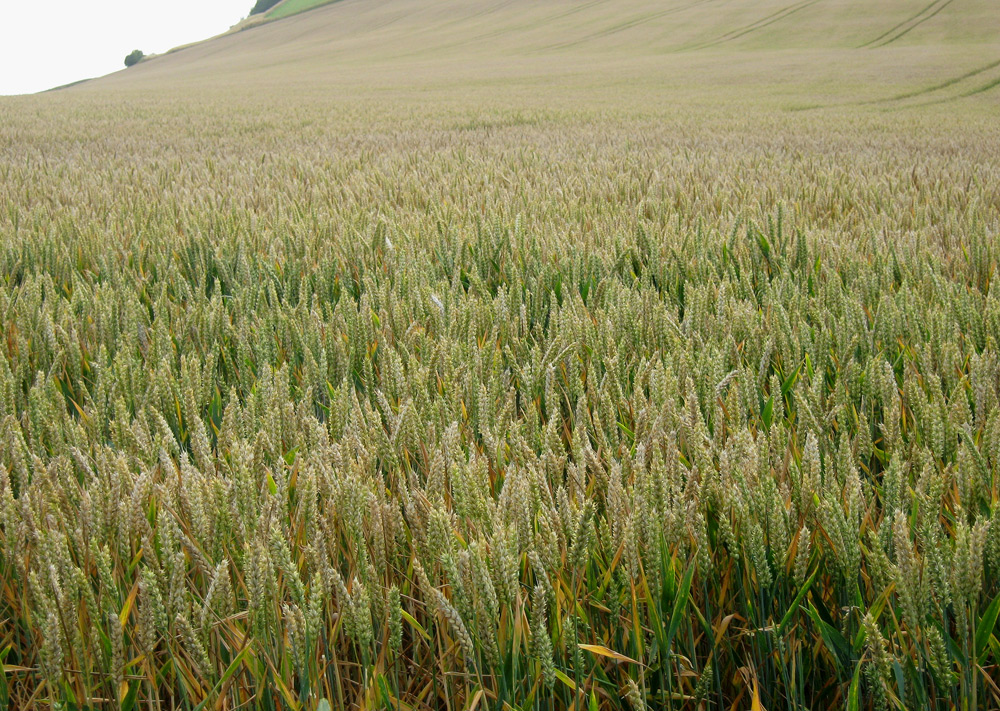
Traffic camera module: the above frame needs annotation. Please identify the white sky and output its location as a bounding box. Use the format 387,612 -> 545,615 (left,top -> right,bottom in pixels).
1,0 -> 253,95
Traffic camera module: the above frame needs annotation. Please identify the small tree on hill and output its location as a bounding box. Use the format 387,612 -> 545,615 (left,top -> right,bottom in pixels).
124,50 -> 145,67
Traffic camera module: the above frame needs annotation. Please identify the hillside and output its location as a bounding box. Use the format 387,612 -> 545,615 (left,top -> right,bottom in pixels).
266,0 -> 338,20
86,0 -> 1000,109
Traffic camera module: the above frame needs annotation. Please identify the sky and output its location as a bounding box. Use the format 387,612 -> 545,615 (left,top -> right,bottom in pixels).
1,0 -> 253,95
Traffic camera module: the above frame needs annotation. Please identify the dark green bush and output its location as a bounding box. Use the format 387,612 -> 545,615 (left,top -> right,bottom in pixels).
124,50 -> 144,67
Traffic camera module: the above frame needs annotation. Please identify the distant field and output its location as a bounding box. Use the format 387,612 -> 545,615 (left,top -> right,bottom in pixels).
266,0 -> 336,20
1,0 -> 999,709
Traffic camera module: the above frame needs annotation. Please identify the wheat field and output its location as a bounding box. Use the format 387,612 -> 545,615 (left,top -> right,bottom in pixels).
1,0 -> 1000,708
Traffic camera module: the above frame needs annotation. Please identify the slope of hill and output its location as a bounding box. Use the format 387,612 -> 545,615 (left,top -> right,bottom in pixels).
266,0 -> 339,20
87,0 -> 1000,110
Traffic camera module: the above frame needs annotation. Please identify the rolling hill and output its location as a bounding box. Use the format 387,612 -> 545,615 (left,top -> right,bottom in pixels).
84,0 -> 1000,110
265,0 -> 340,20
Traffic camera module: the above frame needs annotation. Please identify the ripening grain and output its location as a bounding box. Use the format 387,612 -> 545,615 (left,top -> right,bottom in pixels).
2,1 -> 1000,708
